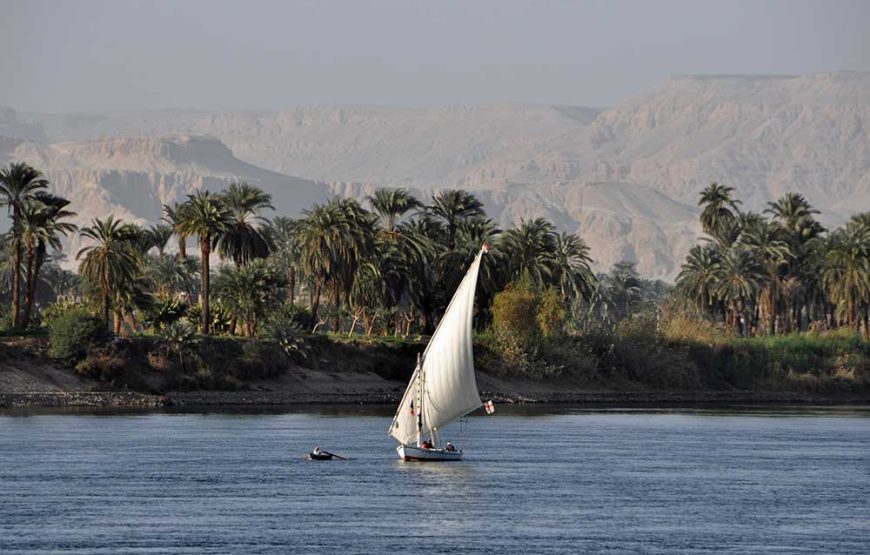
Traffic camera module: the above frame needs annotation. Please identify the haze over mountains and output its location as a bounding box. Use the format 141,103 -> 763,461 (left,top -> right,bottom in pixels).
1,71 -> 868,279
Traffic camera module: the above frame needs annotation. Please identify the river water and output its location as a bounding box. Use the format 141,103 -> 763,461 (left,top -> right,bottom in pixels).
1,406 -> 868,554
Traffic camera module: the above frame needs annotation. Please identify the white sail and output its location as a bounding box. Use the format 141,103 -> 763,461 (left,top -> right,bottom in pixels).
389,247 -> 485,445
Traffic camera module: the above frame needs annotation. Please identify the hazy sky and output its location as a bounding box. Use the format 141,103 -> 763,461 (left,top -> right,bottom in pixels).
1,0 -> 868,113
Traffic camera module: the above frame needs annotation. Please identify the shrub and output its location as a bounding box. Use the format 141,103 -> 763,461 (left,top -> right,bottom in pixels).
48,308 -> 106,365
40,299 -> 80,329
0,304 -> 11,332
661,313 -> 730,346
492,282 -> 539,338
184,303 -> 233,334
269,322 -> 312,363
266,304 -> 315,332
491,281 -> 540,362
144,297 -> 187,331
537,287 -> 566,338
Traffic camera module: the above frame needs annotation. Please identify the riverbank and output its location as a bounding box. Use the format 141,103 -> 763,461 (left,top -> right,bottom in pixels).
2,333 -> 870,409
2,388 -> 867,410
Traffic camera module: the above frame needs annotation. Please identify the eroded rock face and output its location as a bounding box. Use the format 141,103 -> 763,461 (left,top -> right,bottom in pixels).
1,135 -> 332,266
1,72 -> 867,279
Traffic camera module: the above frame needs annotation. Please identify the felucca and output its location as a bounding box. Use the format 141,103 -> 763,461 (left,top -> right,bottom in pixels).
388,244 -> 495,461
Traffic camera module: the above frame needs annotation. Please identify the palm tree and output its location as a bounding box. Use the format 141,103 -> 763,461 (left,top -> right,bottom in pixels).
268,216 -> 302,305
368,188 -> 422,234
330,198 -> 376,330
766,193 -> 824,241
767,194 -> 825,331
849,212 -> 870,232
111,272 -> 152,335
404,215 -> 447,333
552,233 -> 596,305
19,193 -> 77,328
698,182 -> 741,238
213,259 -> 285,337
118,223 -> 153,256
348,261 -> 387,335
146,224 -> 174,256
366,189 -> 434,332
604,261 -> 644,322
176,191 -> 232,334
437,217 -> 503,323
144,253 -> 199,300
676,244 -> 722,318
297,198 -> 377,330
714,247 -> 763,334
741,219 -> 791,334
217,182 -> 274,266
162,201 -> 190,259
297,201 -> 340,325
822,226 -> 870,333
427,189 -> 485,249
77,216 -> 141,327
499,218 -> 557,287
0,162 -> 48,329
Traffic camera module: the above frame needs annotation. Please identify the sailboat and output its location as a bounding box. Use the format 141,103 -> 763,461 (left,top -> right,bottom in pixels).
389,244 -> 493,461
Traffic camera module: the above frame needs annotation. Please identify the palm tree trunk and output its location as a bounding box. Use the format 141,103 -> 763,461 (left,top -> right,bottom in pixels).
767,281 -> 776,335
288,266 -> 296,306
23,249 -> 45,331
311,283 -> 321,325
20,244 -> 35,330
101,265 -> 111,328
10,236 -> 22,330
333,281 -> 341,332
200,235 -> 210,335
113,309 -> 122,335
178,234 -> 187,259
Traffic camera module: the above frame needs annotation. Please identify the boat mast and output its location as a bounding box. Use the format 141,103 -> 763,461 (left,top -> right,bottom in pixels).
415,353 -> 423,447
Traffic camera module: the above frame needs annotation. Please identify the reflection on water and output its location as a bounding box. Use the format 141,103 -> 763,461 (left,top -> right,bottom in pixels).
0,407 -> 868,554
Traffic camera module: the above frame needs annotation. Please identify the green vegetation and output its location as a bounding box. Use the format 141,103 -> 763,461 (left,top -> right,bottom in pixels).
1,159 -> 869,395
676,185 -> 870,337
46,306 -> 106,364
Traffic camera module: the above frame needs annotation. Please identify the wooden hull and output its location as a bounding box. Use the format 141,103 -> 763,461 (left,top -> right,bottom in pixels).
397,444 -> 463,462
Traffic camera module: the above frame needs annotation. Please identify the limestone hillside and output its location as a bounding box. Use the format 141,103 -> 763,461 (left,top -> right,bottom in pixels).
2,72 -> 867,279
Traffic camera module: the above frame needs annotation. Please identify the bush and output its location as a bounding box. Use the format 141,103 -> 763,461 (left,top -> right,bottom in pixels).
37,300 -> 79,329
266,304 -> 315,332
492,282 -> 540,341
144,297 -> 187,331
48,308 -> 107,365
491,282 -> 540,368
537,287 -> 566,338
0,304 -> 11,332
184,303 -> 233,334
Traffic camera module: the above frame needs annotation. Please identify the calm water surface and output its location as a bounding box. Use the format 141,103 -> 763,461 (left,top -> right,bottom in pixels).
1,406 -> 868,554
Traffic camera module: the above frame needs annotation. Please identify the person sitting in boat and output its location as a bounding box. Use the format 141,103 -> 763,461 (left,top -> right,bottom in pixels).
445,442 -> 456,452
420,439 -> 433,449
312,446 -> 322,456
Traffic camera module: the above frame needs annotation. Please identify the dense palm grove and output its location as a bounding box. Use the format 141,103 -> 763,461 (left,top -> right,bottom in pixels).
1,162 -> 609,341
4,161 -> 870,350
676,183 -> 870,337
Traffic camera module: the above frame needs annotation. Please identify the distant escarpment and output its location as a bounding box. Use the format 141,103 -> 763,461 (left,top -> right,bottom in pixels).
2,71 -> 868,278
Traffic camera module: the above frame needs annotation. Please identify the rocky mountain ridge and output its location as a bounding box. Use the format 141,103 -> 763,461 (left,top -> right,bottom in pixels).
1,72 -> 866,279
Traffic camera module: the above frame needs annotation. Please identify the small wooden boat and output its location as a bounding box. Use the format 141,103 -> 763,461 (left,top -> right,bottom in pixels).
304,448 -> 346,461
305,451 -> 335,461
